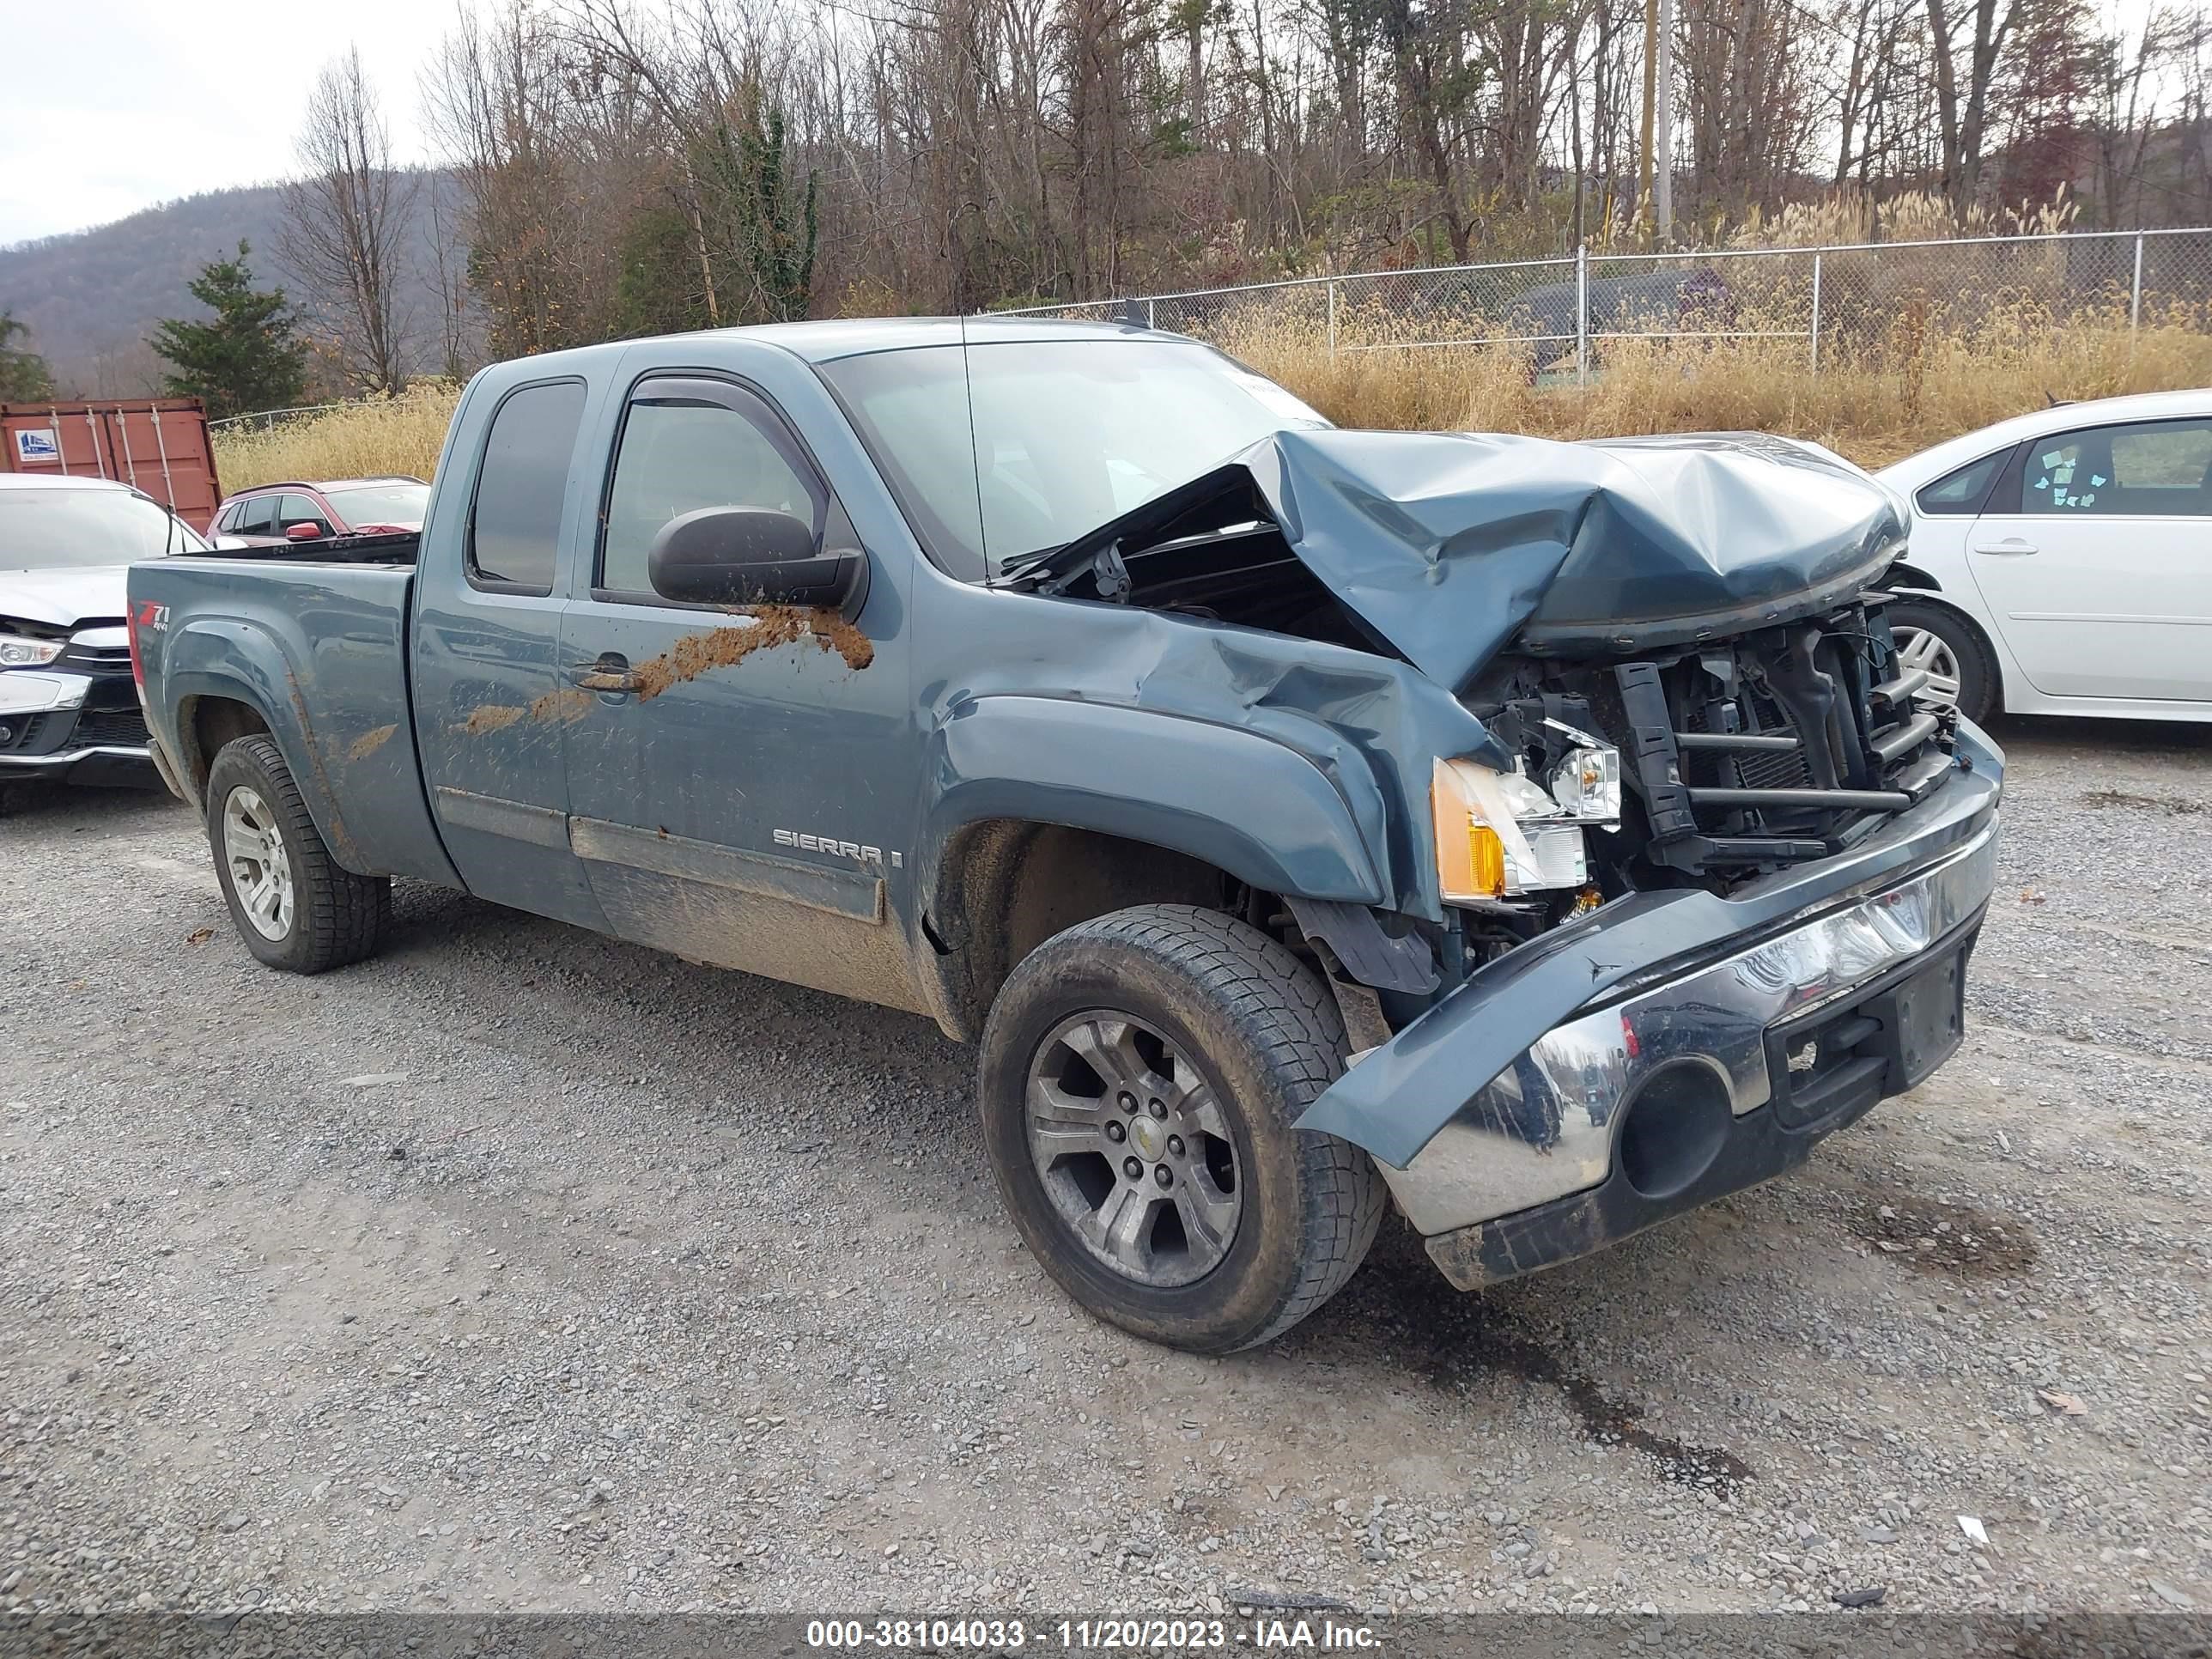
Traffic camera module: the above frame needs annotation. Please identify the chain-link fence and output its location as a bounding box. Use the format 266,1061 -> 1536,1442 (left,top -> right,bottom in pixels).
205,402 -> 349,434
1007,228 -> 2212,376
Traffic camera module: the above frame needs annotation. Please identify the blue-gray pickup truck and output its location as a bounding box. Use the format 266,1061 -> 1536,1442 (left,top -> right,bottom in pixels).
127,318 -> 2002,1352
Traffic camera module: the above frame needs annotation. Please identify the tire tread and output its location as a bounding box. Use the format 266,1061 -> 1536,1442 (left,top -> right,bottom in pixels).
208,736 -> 389,973
986,902 -> 1387,1351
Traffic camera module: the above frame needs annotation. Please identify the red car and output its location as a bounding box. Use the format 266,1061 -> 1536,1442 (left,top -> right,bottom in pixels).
209,477 -> 429,545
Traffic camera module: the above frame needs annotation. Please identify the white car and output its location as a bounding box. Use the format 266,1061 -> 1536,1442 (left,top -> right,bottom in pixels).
1874,388 -> 2212,724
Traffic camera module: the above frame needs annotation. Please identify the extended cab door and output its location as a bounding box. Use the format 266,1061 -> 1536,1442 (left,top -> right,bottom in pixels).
1964,413 -> 2212,703
411,374 -> 607,927
555,362 -> 928,1012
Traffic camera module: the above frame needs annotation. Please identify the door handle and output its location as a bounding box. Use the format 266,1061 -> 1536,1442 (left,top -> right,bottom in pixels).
1972,538 -> 2038,556
568,658 -> 641,694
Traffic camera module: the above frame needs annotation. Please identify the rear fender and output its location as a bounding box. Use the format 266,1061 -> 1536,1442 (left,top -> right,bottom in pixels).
162,617 -> 367,872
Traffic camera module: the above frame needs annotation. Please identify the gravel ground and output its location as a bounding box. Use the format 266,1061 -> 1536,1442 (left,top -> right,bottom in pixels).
2,716 -> 2208,1619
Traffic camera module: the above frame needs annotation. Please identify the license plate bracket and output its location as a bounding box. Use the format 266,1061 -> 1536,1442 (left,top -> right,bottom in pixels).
1868,948 -> 1968,1091
1765,930 -> 1978,1132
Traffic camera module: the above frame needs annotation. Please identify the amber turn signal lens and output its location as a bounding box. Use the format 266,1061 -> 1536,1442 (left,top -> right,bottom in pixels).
1432,757 -> 1507,902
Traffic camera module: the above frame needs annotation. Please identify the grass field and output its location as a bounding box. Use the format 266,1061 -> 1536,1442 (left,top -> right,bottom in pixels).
213,383 -> 460,493
212,308 -> 2212,491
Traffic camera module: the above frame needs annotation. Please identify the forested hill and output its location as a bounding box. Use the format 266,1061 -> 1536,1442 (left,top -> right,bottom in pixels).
0,179 -> 458,398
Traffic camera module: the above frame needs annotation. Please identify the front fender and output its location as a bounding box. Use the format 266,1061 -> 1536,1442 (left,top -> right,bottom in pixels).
163,617 -> 365,872
925,694 -> 1389,904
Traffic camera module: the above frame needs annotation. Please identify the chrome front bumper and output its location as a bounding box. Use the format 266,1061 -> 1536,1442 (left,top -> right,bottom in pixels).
1382,818 -> 2000,1241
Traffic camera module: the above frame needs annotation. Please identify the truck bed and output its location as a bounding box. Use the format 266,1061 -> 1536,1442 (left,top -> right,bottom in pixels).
131,553 -> 457,885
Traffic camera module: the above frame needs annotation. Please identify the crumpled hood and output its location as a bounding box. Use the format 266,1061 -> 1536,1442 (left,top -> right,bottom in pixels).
1237,427 -> 1906,690
0,564 -> 130,629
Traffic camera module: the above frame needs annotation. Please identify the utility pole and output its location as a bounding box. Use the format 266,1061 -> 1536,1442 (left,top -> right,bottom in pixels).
1654,0 -> 1674,244
1638,0 -> 1657,232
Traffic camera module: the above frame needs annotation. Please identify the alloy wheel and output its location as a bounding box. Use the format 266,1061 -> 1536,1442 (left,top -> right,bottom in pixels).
1024,1012 -> 1243,1287
1893,627 -> 1963,712
222,785 -> 295,940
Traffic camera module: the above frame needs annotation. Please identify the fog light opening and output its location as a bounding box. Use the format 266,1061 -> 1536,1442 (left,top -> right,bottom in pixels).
1616,1063 -> 1732,1200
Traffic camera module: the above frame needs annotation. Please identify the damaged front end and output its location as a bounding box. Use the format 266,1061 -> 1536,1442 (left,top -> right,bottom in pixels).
1012,423 -> 2003,1287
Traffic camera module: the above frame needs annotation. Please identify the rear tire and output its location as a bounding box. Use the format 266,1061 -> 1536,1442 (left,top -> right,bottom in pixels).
979,904 -> 1387,1353
205,735 -> 389,973
1888,599 -> 1998,726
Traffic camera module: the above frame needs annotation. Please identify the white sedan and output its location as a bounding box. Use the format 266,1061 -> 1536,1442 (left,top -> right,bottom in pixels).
1875,387 -> 2212,724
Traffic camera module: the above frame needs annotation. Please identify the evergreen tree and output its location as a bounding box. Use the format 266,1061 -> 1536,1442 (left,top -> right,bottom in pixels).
148,242 -> 308,419
0,311 -> 54,401
731,103 -> 817,324
693,97 -> 817,325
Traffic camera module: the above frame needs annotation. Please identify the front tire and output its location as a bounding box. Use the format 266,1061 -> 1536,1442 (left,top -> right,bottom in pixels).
979,904 -> 1387,1353
205,735 -> 389,973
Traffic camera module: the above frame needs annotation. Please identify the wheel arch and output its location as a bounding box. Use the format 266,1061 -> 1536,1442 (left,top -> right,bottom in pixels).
1883,560 -> 1944,592
916,817 -> 1248,1042
914,696 -> 1395,1042
161,635 -> 367,872
177,692 -> 272,799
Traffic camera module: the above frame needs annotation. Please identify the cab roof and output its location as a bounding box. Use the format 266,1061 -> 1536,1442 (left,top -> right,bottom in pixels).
491,315 -> 1183,381
722,315 -> 1179,362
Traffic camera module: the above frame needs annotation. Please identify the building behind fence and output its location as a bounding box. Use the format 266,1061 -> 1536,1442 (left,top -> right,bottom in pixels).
1007,228 -> 2212,377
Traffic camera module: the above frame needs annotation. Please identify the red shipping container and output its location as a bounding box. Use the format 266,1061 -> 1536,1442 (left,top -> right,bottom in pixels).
1,398 -> 222,532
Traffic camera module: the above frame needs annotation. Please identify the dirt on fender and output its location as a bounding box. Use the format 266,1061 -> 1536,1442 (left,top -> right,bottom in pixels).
346,724 -> 398,762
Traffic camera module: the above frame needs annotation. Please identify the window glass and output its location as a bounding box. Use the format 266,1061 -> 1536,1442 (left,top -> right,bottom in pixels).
231,495 -> 276,536
470,380 -> 587,590
600,393 -> 824,596
0,488 -> 208,568
276,495 -> 331,535
818,340 -> 1328,580
2016,418 -> 2212,517
1915,449 -> 2006,516
325,481 -> 429,528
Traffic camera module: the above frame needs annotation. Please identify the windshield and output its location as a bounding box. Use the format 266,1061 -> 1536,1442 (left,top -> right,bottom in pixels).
325,481 -> 430,526
0,489 -> 209,569
818,339 -> 1328,580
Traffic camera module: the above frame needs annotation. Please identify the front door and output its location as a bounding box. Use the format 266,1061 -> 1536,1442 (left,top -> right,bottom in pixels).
556,361 -> 927,1012
1966,413 -> 2212,703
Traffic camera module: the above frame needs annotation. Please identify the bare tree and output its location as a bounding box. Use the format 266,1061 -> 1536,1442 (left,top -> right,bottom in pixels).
283,48 -> 421,393
422,175 -> 482,380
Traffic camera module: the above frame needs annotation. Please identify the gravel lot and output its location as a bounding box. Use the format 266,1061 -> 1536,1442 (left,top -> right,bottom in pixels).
3,717 -> 2208,1619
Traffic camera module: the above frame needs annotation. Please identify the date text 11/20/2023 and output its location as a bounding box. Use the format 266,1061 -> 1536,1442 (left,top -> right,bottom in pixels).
804,1619 -> 1383,1650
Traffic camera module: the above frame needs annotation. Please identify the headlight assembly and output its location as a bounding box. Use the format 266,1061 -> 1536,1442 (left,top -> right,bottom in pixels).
0,633 -> 64,668
1432,740 -> 1624,902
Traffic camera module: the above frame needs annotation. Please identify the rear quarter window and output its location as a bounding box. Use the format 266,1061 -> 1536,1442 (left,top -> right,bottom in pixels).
468,380 -> 589,592
1914,448 -> 2009,516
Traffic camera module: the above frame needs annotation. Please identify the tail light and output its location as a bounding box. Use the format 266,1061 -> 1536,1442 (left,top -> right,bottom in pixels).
127,599 -> 163,698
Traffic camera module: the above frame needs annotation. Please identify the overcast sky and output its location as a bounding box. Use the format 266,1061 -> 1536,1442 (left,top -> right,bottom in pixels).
3,0 -> 2181,250
0,0 -> 456,246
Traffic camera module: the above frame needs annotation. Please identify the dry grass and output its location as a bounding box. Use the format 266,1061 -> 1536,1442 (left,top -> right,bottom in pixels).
1222,301 -> 2212,470
212,382 -> 463,491
215,303 -> 2212,493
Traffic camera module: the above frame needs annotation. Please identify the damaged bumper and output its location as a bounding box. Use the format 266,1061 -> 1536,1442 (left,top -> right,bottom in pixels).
1294,728 -> 2002,1288
0,670 -> 154,784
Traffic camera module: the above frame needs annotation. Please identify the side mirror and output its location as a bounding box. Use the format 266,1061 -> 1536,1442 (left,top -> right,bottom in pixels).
647,506 -> 864,611
285,521 -> 323,541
